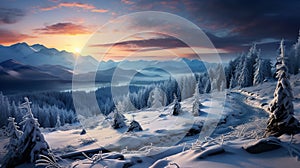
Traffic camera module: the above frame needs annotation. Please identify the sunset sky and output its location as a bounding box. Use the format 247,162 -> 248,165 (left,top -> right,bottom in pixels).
1,0 -> 300,60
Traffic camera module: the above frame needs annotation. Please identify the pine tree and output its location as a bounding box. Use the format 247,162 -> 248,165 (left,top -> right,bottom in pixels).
238,58 -> 251,87
234,54 -> 246,87
149,87 -> 163,108
253,50 -> 265,85
293,30 -> 300,74
2,117 -> 23,168
2,97 -> 50,167
192,82 -> 202,116
265,40 -> 300,137
111,109 -> 126,129
247,43 -> 259,84
262,59 -> 272,79
55,114 -> 61,128
172,94 -> 181,116
0,92 -> 11,127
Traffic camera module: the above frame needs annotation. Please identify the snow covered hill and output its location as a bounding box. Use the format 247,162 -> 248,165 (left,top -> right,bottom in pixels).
36,74 -> 300,168
0,74 -> 300,167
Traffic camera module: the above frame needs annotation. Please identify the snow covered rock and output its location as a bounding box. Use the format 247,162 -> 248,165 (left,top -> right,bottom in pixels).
243,137 -> 281,154
127,120 -> 143,132
80,129 -> 87,135
197,145 -> 225,159
186,124 -> 202,136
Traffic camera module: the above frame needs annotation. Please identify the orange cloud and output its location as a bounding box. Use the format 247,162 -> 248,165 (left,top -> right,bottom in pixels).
34,22 -> 91,35
91,9 -> 109,13
59,2 -> 94,9
0,29 -> 35,44
121,0 -> 135,5
40,2 -> 108,13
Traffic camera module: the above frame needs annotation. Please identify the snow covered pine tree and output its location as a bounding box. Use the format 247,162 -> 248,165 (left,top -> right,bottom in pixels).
1,117 -> 23,167
172,94 -> 182,116
1,97 -> 50,167
111,109 -> 126,129
149,87 -> 163,108
265,40 -> 300,137
192,82 -> 202,116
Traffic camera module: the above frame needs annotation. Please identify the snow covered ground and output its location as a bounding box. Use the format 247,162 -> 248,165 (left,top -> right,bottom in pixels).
1,74 -> 300,167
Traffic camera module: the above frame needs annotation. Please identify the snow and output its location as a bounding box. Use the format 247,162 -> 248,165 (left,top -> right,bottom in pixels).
45,74 -> 300,167
1,73 -> 300,167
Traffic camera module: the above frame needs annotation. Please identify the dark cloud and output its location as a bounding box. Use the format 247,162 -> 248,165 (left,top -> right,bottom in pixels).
182,0 -> 300,41
90,36 -> 189,50
34,22 -> 91,35
0,8 -> 25,25
0,29 -> 35,44
128,0 -> 300,53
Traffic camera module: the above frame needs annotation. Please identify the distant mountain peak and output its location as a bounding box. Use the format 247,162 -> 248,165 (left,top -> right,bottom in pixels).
10,42 -> 30,47
0,59 -> 24,67
30,44 -> 47,52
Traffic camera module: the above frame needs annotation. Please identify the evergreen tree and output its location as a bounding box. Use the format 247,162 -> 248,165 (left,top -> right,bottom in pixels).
238,58 -> 251,87
229,75 -> 237,89
246,43 -> 259,84
149,87 -> 163,108
111,109 -> 126,129
262,59 -> 272,79
172,94 -> 181,116
253,50 -> 265,85
2,117 -> 23,168
192,82 -> 202,116
2,97 -> 50,167
293,30 -> 300,74
0,92 -> 11,127
234,54 -> 246,87
265,40 -> 300,137
55,114 -> 61,128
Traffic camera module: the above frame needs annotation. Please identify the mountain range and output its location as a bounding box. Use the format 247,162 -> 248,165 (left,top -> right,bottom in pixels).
0,43 -> 213,83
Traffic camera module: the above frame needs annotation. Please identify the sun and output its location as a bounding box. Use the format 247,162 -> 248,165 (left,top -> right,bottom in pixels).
74,47 -> 81,54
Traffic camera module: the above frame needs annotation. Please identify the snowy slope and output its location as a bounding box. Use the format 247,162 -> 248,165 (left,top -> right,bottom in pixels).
2,74 -> 300,167
39,74 -> 300,167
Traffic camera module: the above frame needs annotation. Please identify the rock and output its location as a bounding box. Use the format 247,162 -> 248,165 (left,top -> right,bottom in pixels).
261,102 -> 268,107
127,120 -> 143,132
186,124 -> 202,136
243,137 -> 281,154
80,129 -> 86,135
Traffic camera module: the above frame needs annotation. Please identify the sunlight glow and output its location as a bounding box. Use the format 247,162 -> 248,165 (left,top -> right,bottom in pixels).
74,47 -> 81,54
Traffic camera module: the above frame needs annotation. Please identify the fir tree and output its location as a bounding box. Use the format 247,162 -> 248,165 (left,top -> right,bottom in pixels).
111,109 -> 126,129
238,58 -> 251,87
55,114 -> 61,128
265,40 -> 300,137
172,94 -> 181,116
192,82 -> 202,116
2,97 -> 50,167
253,50 -> 265,85
293,30 -> 300,74
149,87 -> 163,108
262,59 -> 272,79
2,118 -> 23,168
